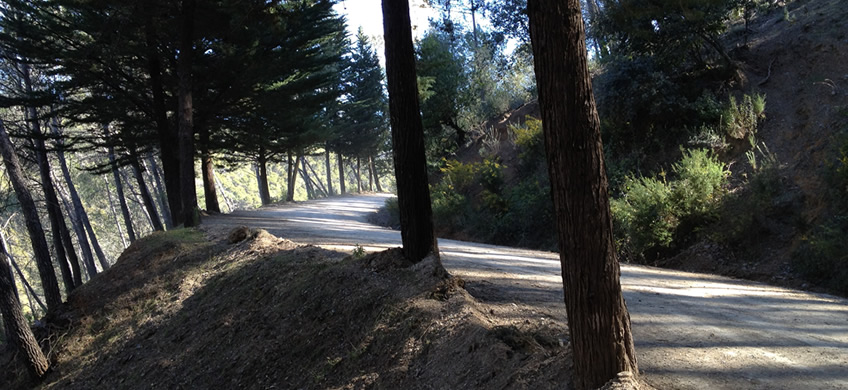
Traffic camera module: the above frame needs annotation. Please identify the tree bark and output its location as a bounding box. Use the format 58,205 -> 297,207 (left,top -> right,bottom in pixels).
382,0 -> 439,262
256,148 -> 271,205
0,118 -> 62,312
337,152 -> 346,194
49,118 -> 99,276
106,139 -> 137,243
178,0 -> 199,227
199,126 -> 220,213
120,164 -> 154,230
527,0 -> 638,388
129,153 -> 164,231
370,155 -> 383,192
146,11 -> 183,227
325,146 -> 334,196
0,244 -> 49,379
146,153 -> 173,228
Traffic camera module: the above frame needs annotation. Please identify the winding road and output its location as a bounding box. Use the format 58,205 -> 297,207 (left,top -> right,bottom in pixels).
204,193 -> 848,389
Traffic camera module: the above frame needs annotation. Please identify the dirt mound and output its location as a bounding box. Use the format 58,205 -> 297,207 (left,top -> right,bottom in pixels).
3,228 -> 572,389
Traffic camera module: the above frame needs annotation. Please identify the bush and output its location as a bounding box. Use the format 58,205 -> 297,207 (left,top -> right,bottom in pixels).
513,117 -> 545,170
612,148 -> 729,260
671,148 -> 729,218
612,176 -> 676,257
722,93 -> 766,140
792,216 -> 848,295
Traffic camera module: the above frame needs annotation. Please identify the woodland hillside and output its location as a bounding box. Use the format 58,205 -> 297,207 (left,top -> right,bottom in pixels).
0,0 -> 846,388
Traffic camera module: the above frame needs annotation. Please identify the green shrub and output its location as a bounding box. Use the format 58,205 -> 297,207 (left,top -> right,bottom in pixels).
792,216 -> 848,295
612,176 -> 676,257
722,93 -> 766,140
478,158 -> 505,193
612,148 -> 729,260
671,148 -> 729,218
439,159 -> 478,194
513,117 -> 545,169
430,182 -> 469,233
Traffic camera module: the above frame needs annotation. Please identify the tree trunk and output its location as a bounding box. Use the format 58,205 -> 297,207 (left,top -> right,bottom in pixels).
1,229 -> 47,314
56,183 -> 97,278
325,146 -> 334,196
21,64 -> 78,293
213,169 -> 233,212
367,156 -> 374,191
145,153 -> 172,228
527,0 -> 638,388
0,245 -> 49,379
337,152 -> 346,194
104,175 -> 129,249
301,155 -> 314,200
107,139 -> 137,243
49,118 -> 99,276
370,155 -> 383,192
178,0 -> 199,227
256,149 -> 271,205
146,12 -> 183,227
199,126 -> 220,213
129,153 -> 164,231
355,156 -> 362,192
120,163 -> 154,231
304,159 -> 328,197
286,152 -> 301,202
0,118 -> 62,312
382,0 -> 439,262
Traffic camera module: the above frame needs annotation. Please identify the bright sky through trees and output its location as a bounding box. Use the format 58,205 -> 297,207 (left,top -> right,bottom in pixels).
335,0 -> 437,65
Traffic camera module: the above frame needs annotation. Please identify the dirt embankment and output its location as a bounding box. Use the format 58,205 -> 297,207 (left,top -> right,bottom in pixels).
2,227 -> 577,390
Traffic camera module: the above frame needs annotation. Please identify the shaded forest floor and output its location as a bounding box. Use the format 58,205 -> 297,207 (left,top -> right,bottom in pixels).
2,228 -> 586,389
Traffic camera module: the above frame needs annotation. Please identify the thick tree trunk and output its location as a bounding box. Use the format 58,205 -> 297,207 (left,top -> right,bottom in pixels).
103,175 -> 129,249
337,152 -> 346,194
49,118 -> 99,276
527,1 -> 638,388
107,141 -> 137,242
0,119 -> 62,312
1,229 -> 47,313
370,155 -> 383,192
0,246 -> 49,379
199,126 -> 220,213
256,149 -> 271,205
382,0 -> 439,262
178,0 -> 199,227
146,13 -> 183,227
325,146 -> 334,196
129,153 -> 164,231
145,153 -> 172,228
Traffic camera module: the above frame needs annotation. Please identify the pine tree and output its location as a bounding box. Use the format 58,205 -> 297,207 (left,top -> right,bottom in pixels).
382,0 -> 439,262
528,0 -> 638,387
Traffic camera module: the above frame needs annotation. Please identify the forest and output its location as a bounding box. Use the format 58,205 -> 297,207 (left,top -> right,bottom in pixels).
1,0 -> 847,388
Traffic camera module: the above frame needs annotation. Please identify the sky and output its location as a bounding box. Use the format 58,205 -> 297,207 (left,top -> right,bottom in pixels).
333,0 -> 438,64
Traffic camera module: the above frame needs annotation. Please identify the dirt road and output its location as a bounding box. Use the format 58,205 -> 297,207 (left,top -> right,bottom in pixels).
203,193 -> 848,389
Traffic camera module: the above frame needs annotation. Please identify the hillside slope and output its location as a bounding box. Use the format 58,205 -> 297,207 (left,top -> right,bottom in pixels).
1,228 -> 573,389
